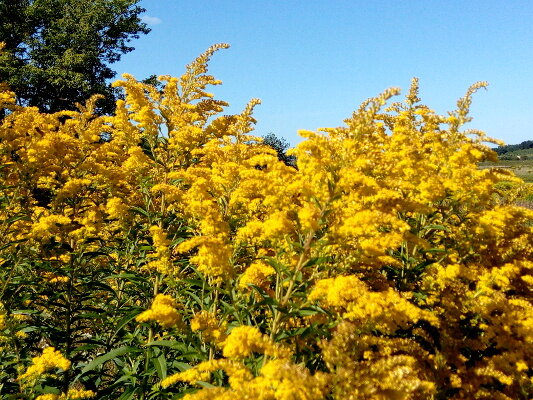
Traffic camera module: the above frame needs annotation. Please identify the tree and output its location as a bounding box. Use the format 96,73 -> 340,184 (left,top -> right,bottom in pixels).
494,139 -> 533,154
0,0 -> 150,114
262,132 -> 297,167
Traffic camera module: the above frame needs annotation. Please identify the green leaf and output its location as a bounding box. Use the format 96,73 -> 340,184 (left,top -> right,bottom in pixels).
74,346 -> 142,382
181,278 -> 204,287
422,224 -> 449,232
302,257 -> 328,268
40,385 -> 61,395
145,340 -> 187,352
110,309 -> 143,341
118,387 -> 138,400
153,352 -> 167,379
6,214 -> 30,225
295,308 -> 318,317
173,361 -> 192,371
130,206 -> 150,217
183,290 -> 204,306
197,381 -> 216,389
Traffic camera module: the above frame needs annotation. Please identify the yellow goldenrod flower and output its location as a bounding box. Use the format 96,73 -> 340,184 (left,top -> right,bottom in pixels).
136,294 -> 182,328
190,310 -> 227,344
17,347 -> 71,385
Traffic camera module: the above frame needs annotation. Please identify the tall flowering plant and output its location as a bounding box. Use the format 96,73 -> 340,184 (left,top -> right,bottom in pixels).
0,43 -> 531,399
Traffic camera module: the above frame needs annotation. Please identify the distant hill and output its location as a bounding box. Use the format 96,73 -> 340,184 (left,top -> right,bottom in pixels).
494,140 -> 533,160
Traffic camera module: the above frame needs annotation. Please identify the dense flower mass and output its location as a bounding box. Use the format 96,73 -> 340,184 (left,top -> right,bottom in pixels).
17,347 -> 71,386
34,389 -> 96,400
0,44 -> 531,399
136,293 -> 182,328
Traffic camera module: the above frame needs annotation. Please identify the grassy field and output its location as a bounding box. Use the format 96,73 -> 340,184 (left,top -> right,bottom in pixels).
479,159 -> 533,182
478,159 -> 533,208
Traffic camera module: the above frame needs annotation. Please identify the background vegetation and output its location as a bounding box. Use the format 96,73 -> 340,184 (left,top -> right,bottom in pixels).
0,0 -> 149,114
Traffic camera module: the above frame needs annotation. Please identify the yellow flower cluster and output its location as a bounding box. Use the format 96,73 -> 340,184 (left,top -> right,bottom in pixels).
0,306 -> 5,331
221,325 -> 290,359
309,275 -> 439,332
18,347 -> 71,385
1,44 -> 532,399
106,197 -> 129,220
144,225 -> 173,274
136,294 -> 182,329
29,215 -> 72,242
162,357 -> 328,400
35,389 -> 96,400
321,322 -> 436,399
190,310 -> 227,344
239,261 -> 276,290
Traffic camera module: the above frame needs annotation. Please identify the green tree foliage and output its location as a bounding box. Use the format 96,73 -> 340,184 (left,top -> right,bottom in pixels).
0,0 -> 150,114
494,139 -> 533,155
262,132 -> 297,167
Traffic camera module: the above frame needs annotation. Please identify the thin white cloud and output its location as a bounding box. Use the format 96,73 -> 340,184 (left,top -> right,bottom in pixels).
141,15 -> 162,25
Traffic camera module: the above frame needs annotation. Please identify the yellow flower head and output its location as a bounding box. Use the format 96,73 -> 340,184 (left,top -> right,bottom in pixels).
190,310 -> 227,344
222,326 -> 290,359
136,294 -> 182,329
17,347 -> 71,385
64,388 -> 96,399
238,261 -> 275,290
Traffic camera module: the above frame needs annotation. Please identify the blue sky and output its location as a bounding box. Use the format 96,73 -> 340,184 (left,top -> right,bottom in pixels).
114,0 -> 533,146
